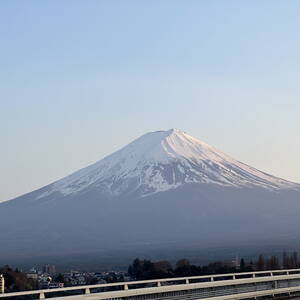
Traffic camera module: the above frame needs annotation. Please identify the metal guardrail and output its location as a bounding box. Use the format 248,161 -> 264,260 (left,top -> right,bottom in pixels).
1,268 -> 300,299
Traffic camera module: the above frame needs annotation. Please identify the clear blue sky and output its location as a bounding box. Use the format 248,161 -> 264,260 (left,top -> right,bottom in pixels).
1,0 -> 300,201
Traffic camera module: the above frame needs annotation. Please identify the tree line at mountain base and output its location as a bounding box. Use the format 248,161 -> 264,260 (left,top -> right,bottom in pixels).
128,252 -> 299,280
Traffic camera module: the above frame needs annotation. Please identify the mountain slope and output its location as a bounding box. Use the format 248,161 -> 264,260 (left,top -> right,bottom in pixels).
36,129 -> 298,200
0,129 -> 299,260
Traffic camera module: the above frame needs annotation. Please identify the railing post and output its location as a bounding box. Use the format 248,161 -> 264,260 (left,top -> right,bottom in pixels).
287,271 -> 290,275
252,273 -> 255,278
210,277 -> 214,282
185,279 -> 189,284
85,288 -> 90,294
270,272 -> 273,277
124,284 -> 128,290
39,292 -> 45,299
232,275 -> 236,280
157,281 -> 161,287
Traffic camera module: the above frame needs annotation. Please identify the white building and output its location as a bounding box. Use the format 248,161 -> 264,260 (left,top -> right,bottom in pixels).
0,274 -> 4,293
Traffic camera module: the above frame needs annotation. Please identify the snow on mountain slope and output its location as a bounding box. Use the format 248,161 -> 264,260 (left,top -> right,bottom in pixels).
37,129 -> 299,200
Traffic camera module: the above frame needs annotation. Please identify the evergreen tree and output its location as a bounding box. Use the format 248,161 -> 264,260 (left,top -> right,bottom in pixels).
283,252 -> 289,269
257,254 -> 265,271
54,273 -> 65,284
266,256 -> 279,270
240,258 -> 245,271
292,251 -> 298,268
176,259 -> 190,269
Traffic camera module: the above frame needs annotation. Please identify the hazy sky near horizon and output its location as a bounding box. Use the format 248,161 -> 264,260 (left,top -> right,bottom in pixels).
1,1 -> 300,201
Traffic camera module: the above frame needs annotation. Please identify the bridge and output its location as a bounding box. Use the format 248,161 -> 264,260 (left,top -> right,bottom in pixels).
2,269 -> 300,300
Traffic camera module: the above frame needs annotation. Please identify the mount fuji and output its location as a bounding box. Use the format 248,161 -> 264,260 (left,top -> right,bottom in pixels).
33,128 -> 299,199
1,129 -> 300,259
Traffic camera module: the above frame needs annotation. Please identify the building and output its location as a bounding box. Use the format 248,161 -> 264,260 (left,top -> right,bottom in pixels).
43,265 -> 56,275
0,274 -> 4,293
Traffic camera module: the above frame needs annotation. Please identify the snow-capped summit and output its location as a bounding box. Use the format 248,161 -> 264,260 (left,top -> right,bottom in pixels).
38,129 -> 298,200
